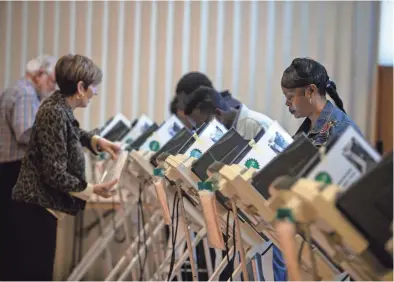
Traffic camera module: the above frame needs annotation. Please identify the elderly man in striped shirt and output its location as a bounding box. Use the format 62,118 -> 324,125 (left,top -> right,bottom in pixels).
0,54 -> 57,278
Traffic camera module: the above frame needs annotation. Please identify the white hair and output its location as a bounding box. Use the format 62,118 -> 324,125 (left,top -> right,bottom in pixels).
26,54 -> 57,74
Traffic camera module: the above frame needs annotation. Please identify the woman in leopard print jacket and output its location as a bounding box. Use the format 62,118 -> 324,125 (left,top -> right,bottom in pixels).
7,54 -> 121,280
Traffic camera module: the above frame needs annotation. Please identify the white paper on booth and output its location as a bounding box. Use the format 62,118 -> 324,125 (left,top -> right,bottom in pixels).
239,121 -> 293,171
184,118 -> 228,159
139,115 -> 184,153
100,151 -> 129,190
306,126 -> 381,190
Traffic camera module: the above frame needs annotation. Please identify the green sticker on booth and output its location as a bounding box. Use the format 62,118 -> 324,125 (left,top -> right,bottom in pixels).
153,168 -> 165,177
315,172 -> 332,184
198,181 -> 213,191
149,140 -> 160,152
245,158 -> 260,169
125,137 -> 133,144
190,148 -> 202,158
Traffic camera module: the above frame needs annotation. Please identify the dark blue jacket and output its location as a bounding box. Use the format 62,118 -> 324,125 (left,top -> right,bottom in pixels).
295,101 -> 362,146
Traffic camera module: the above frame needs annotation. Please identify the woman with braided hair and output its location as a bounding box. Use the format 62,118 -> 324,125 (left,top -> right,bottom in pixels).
281,57 -> 361,148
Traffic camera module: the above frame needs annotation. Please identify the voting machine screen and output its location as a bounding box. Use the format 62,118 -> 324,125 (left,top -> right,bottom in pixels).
191,128 -> 249,181
121,114 -> 154,145
150,127 -> 193,167
100,113 -> 132,142
251,134 -> 318,199
126,123 -> 159,151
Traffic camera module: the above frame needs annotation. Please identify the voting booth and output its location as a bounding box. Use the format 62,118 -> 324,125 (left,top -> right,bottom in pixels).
67,112 -> 393,281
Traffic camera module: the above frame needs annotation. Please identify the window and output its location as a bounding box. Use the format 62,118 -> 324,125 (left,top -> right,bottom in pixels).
378,0 -> 394,66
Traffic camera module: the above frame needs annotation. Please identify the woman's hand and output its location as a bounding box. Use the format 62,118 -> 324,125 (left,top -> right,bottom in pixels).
93,179 -> 118,198
97,138 -> 121,160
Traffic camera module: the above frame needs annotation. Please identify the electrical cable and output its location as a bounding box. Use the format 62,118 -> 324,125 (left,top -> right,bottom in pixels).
112,198 -> 126,243
137,189 -> 142,281
111,178 -> 126,244
231,212 -> 236,281
225,211 -> 232,282
342,274 -> 349,281
298,238 -> 305,263
79,209 -> 115,235
138,202 -> 147,280
173,197 -> 180,279
91,208 -> 105,238
167,192 -> 180,281
139,181 -> 149,280
167,192 -> 178,281
136,180 -> 149,280
224,210 -> 237,281
261,242 -> 273,256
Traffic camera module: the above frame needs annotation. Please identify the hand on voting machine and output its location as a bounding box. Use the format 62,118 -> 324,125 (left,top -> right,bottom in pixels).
98,113 -> 156,152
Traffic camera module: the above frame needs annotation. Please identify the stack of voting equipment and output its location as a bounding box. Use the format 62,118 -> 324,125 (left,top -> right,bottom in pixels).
70,113 -> 392,282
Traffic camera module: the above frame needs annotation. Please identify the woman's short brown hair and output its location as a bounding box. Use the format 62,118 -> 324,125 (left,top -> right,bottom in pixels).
55,54 -> 102,96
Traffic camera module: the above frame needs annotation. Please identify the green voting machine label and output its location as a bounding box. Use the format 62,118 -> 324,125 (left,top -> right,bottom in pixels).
245,158 -> 260,169
149,140 -> 160,152
315,172 -> 332,184
190,149 -> 202,159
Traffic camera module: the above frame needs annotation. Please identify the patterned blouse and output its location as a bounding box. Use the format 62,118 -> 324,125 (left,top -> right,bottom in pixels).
295,101 -> 362,147
12,91 -> 97,215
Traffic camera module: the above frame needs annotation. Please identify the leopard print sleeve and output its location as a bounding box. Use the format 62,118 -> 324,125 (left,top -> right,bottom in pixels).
35,106 -> 88,192
78,128 -> 97,154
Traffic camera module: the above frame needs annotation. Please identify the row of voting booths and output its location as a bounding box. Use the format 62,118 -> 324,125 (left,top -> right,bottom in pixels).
67,112 -> 393,281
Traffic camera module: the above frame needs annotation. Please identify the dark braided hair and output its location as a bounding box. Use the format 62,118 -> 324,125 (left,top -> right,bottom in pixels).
170,96 -> 178,114
281,58 -> 346,113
